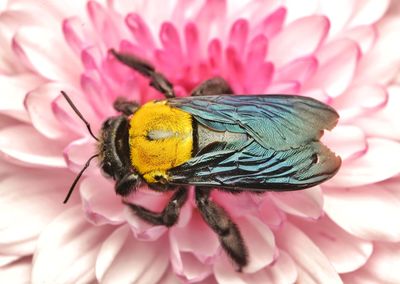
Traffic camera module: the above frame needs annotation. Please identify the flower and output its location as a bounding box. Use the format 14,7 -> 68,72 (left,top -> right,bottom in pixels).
1,0 -> 400,283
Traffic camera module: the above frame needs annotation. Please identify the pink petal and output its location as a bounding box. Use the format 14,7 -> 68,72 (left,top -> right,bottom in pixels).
32,206 -> 112,283
228,19 -> 249,56
342,26 -> 377,54
353,86 -> 400,140
266,81 -> 300,94
0,255 -> 21,267
324,178 -> 400,242
322,125 -> 367,161
274,56 -> 318,86
333,84 -> 388,121
0,257 -> 31,283
80,176 -> 125,225
184,22 -> 201,65
195,0 -> 227,41
212,191 -> 259,218
12,27 -> 80,82
63,138 -> 98,173
257,197 -> 286,229
355,18 -> 400,84
214,251 -> 297,284
159,22 -> 184,64
269,15 -> 329,67
0,73 -> 44,122
62,16 -> 93,56
25,83 -> 75,140
0,169 -> 73,255
294,216 -> 373,273
318,0 -> 355,36
155,266 -> 181,284
304,39 -> 360,97
350,0 -> 390,27
169,210 -> 218,282
0,125 -> 66,168
284,0 -> 318,23
276,222 -> 342,283
270,186 -> 324,220
252,7 -> 286,39
342,242 -> 400,284
96,225 -> 169,284
327,138 -> 400,187
125,13 -> 156,52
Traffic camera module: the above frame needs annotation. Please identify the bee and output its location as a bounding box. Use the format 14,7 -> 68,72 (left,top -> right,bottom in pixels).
62,49 -> 341,271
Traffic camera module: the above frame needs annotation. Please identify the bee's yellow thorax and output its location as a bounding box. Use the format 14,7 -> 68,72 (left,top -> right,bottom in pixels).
129,100 -> 193,184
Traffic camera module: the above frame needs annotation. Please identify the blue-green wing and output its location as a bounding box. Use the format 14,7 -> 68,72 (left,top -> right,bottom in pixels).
168,95 -> 339,150
167,95 -> 341,191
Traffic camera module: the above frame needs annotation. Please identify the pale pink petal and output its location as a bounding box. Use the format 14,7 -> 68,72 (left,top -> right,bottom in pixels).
12,27 -> 80,82
304,39 -> 360,97
32,206 -> 112,284
353,86 -> 400,141
0,255 -> 21,267
333,84 -> 388,121
194,0 -> 227,42
252,7 -> 286,39
212,191 -> 259,218
257,197 -> 286,229
295,216 -> 373,273
62,16 -> 94,56
355,18 -> 400,84
274,56 -> 318,86
266,81 -> 300,94
322,125 -> 367,161
0,257 -> 31,283
270,186 -> 324,220
25,83 -> 77,140
214,250 -> 297,284
350,0 -> 390,27
156,266 -> 181,284
269,15 -> 329,67
169,210 -> 218,282
324,180 -> 400,242
63,138 -> 98,173
342,242 -> 400,284
327,138 -> 400,187
284,0 -> 318,23
96,225 -> 169,284
0,125 -> 66,167
0,169 -> 73,255
0,73 -> 44,122
80,176 -> 125,225
319,0 -> 355,36
276,222 -> 342,284
342,26 -> 377,54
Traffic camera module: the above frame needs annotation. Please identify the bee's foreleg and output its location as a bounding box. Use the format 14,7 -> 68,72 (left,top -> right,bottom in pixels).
190,77 -> 233,96
110,49 -> 175,98
113,98 -> 139,116
123,187 -> 187,227
195,187 -> 248,271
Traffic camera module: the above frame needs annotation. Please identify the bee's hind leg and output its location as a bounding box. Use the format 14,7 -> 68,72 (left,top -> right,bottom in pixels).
195,187 -> 248,271
124,187 -> 187,227
110,49 -> 175,98
190,77 -> 233,96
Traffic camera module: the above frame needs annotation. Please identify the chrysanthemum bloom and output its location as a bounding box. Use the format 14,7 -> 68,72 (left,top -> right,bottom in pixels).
1,0 -> 400,283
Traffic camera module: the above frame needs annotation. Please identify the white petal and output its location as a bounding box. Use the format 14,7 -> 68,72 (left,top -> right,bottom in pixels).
0,257 -> 31,283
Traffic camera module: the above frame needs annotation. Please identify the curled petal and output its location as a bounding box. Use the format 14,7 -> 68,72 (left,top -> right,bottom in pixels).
96,225 -> 169,284
0,257 -> 31,284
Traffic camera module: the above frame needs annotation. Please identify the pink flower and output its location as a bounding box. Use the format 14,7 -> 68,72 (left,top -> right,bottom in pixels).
1,0 -> 400,283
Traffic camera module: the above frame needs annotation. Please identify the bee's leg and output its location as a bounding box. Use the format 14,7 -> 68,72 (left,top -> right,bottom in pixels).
115,172 -> 140,196
110,49 -> 175,98
190,77 -> 233,96
195,187 -> 248,271
123,187 -> 187,227
113,98 -> 139,116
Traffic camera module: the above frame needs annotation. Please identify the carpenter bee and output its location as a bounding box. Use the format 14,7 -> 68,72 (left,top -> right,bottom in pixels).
62,49 -> 341,271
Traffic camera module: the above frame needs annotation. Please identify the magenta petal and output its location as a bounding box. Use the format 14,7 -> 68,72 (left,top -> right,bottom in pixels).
80,176 -> 125,225
0,125 -> 65,167
228,19 -> 249,55
295,216 -> 373,273
0,258 -> 31,283
327,138 -> 400,187
32,206 -> 112,283
270,186 -> 324,220
12,27 -> 80,82
324,178 -> 400,242
276,222 -> 341,283
96,225 -> 169,284
269,15 -> 329,67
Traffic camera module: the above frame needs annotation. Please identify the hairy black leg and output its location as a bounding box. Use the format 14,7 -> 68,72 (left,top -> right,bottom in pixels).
115,172 -> 140,196
191,77 -> 233,96
124,187 -> 188,227
195,187 -> 248,271
113,97 -> 139,116
110,49 -> 175,98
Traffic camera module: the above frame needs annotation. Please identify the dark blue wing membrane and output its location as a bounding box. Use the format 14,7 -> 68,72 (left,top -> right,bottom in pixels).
167,95 -> 341,191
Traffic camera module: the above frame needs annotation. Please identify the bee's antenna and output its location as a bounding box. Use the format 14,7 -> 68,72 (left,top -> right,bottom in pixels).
63,154 -> 99,204
60,91 -> 99,142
